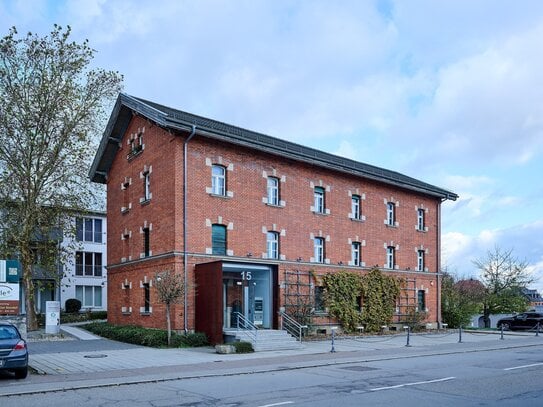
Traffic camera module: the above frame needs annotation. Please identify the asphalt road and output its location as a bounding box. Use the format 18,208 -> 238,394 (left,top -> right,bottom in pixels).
2,343 -> 542,406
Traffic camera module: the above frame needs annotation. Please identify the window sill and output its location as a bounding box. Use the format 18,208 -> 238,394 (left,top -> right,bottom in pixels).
209,193 -> 231,199
122,312 -> 132,316
127,148 -> 143,161
385,224 -> 398,228
140,312 -> 152,316
350,217 -> 365,223
140,198 -> 151,206
265,203 -> 283,208
313,211 -> 328,216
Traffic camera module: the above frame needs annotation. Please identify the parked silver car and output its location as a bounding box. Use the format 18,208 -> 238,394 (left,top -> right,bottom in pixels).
0,323 -> 29,379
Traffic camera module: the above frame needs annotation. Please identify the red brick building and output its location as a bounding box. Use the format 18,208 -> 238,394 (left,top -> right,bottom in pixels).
90,93 -> 457,343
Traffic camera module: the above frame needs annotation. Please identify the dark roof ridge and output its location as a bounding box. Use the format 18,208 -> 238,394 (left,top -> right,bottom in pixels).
128,94 -> 457,201
90,93 -> 457,201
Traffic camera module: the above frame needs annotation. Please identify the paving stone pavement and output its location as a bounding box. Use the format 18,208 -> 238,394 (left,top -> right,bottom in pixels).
26,325 -> 542,375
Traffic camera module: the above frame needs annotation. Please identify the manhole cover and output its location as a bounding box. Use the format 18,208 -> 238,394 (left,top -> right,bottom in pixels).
340,365 -> 377,372
84,354 -> 108,358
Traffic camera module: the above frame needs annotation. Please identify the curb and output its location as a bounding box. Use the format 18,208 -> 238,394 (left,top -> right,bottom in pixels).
3,339 -> 542,397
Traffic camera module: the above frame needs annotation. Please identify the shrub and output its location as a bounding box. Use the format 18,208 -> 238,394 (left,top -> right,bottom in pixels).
65,298 -> 82,313
81,322 -> 209,348
232,341 -> 254,353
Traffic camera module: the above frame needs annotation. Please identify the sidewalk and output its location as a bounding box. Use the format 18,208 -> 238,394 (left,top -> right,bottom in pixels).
2,326 -> 542,397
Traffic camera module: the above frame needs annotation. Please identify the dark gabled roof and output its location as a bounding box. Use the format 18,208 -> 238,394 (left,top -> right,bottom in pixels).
90,93 -> 458,201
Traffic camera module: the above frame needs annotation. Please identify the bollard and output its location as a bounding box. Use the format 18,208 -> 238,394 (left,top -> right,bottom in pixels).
458,325 -> 462,343
404,326 -> 411,347
330,326 -> 337,353
500,324 -> 504,340
536,322 -> 540,337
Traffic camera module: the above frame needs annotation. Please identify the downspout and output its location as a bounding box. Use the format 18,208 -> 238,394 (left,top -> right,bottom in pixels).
183,125 -> 197,333
436,198 -> 444,328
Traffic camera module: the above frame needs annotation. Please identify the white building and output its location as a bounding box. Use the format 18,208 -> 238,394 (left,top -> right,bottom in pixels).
60,212 -> 107,312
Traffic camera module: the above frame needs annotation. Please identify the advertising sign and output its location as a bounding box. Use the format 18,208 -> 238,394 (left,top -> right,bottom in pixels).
0,283 -> 20,315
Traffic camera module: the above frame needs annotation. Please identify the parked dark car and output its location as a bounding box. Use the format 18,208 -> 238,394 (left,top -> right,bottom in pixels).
0,323 -> 28,379
496,312 -> 543,331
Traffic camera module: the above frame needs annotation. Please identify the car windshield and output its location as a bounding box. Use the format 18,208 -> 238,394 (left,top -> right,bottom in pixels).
0,326 -> 19,339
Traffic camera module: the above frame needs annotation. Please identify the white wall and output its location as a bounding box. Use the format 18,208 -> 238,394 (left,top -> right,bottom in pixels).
60,214 -> 107,311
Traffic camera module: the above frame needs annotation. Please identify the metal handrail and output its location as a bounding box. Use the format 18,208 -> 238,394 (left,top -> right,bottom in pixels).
280,311 -> 308,343
232,312 -> 258,344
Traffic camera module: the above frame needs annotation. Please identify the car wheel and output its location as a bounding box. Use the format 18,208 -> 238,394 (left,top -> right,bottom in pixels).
14,367 -> 28,379
499,322 -> 510,331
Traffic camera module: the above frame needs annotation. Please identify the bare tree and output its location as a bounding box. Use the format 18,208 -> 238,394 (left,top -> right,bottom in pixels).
154,270 -> 185,346
0,25 -> 122,329
474,246 -> 532,327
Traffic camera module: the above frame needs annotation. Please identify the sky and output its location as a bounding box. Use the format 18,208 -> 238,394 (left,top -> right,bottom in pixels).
2,0 -> 543,292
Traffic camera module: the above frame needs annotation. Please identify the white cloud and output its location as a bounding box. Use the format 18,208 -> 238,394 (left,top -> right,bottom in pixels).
442,221 -> 543,293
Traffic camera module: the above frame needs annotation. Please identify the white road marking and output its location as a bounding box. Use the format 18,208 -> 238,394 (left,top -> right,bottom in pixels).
370,376 -> 456,391
258,402 -> 294,407
504,362 -> 543,371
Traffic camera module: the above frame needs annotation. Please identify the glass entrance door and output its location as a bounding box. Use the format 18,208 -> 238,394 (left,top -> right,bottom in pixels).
222,264 -> 272,329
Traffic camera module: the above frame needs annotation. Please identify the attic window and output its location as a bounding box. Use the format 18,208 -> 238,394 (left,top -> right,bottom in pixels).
127,132 -> 144,160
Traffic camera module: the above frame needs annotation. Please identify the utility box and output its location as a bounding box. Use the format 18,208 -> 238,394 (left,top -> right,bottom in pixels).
45,301 -> 60,334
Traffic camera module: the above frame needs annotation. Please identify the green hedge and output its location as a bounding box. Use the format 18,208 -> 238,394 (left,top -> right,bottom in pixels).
38,311 -> 108,327
232,341 -> 254,353
81,322 -> 209,348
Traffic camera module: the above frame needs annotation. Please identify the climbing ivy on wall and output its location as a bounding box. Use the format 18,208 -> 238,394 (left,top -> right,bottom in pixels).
361,268 -> 403,332
322,268 -> 403,333
322,270 -> 363,332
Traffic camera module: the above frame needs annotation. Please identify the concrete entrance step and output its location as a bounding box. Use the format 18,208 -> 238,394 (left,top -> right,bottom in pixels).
224,329 -> 303,352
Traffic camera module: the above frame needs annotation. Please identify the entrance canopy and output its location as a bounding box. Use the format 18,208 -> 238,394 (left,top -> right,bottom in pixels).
195,261 -> 277,344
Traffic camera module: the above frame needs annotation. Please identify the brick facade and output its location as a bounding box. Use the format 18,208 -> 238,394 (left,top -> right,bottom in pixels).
92,94 -> 456,338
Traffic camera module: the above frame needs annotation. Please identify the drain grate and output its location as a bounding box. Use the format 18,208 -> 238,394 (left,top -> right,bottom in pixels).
340,365 -> 377,372
84,354 -> 108,358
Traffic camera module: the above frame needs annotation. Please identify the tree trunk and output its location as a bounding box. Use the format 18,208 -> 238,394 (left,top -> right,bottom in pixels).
483,304 -> 490,329
166,303 -> 171,346
21,243 -> 39,331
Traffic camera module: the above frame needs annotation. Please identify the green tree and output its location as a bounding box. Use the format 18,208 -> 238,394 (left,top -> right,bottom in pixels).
154,270 -> 185,346
474,246 -> 531,328
0,25 -> 122,330
441,272 -> 484,328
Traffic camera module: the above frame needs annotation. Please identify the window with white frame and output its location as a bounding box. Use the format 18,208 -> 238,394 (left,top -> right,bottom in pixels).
267,177 -> 279,206
143,170 -> 151,201
386,202 -> 395,226
351,242 -> 361,266
386,246 -> 395,269
417,209 -> 425,231
211,165 -> 226,196
314,237 -> 325,263
75,252 -> 103,276
76,218 -> 103,243
352,195 -> 361,220
417,250 -> 425,271
266,231 -> 279,259
314,187 -> 325,214
76,285 -> 102,308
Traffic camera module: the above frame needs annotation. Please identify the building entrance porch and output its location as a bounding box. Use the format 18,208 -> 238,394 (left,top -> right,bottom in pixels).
194,261 -> 278,344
